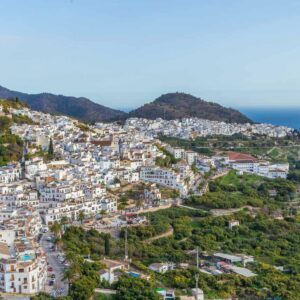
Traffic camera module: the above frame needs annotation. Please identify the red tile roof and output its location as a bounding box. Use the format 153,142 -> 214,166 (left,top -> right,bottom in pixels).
228,152 -> 257,162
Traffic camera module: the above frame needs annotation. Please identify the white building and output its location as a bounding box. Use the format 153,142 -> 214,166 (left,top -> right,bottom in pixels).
148,262 -> 175,274
0,240 -> 47,295
0,165 -> 22,184
140,167 -> 187,196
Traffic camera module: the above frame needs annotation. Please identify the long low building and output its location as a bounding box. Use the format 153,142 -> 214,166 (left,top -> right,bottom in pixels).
226,152 -> 289,179
140,166 -> 188,196
40,197 -> 117,224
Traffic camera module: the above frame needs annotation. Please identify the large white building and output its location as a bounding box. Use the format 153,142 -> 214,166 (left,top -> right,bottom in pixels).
0,242 -> 47,294
0,164 -> 22,184
40,197 -> 117,224
140,166 -> 187,196
227,152 -> 289,179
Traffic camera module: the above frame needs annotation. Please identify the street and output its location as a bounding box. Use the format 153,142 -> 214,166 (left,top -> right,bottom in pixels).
41,232 -> 69,297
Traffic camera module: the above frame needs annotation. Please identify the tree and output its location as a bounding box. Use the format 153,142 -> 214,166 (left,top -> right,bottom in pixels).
69,276 -> 97,300
63,265 -> 78,289
50,221 -> 62,251
116,275 -> 160,300
48,138 -> 54,159
30,292 -> 71,300
50,221 -> 61,238
104,234 -> 110,256
78,210 -> 85,224
54,237 -> 63,252
60,216 -> 69,234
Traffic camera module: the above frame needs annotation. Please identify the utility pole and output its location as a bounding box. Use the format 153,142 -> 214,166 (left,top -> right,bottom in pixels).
124,226 -> 128,261
195,274 -> 199,300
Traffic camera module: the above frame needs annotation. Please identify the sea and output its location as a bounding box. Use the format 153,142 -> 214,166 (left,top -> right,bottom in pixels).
240,108 -> 300,131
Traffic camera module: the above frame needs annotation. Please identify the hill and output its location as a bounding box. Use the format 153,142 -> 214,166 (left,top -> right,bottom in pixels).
0,86 -> 252,124
0,85 -> 126,123
129,92 -> 252,123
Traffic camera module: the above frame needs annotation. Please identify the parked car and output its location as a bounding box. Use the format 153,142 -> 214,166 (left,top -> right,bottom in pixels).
48,266 -> 53,272
51,274 -> 56,279
49,280 -> 55,286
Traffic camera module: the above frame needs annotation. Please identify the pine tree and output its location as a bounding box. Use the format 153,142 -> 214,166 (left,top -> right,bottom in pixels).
104,235 -> 110,256
48,138 -> 54,158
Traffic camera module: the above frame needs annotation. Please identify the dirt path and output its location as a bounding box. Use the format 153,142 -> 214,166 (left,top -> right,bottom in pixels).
144,227 -> 174,243
210,205 -> 260,216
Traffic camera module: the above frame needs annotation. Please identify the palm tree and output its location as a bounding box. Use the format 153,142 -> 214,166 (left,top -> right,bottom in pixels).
78,210 -> 85,224
60,216 -> 69,234
62,253 -> 85,292
50,221 -> 61,238
63,266 -> 78,289
53,236 -> 63,252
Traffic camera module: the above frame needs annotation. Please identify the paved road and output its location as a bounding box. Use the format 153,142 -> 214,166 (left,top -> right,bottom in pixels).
41,232 -> 68,297
94,288 -> 117,295
1,295 -> 30,300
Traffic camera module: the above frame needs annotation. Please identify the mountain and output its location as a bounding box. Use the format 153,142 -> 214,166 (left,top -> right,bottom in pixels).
0,85 -> 126,123
129,92 -> 252,123
0,86 -> 252,124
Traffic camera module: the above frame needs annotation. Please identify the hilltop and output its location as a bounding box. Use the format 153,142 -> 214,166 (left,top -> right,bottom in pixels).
0,85 -> 126,123
0,86 -> 252,124
129,92 -> 252,123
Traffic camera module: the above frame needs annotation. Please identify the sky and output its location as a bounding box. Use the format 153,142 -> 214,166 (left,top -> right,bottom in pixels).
1,0 -> 300,110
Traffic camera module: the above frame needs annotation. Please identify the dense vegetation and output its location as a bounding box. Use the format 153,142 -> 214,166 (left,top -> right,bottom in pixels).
0,98 -> 41,165
159,134 -> 300,162
62,227 -> 117,260
30,293 -> 70,300
186,171 -> 297,210
155,144 -> 178,167
116,275 -> 159,300
0,99 -> 28,166
129,92 -> 251,123
54,198 -> 300,299
124,207 -> 300,299
0,85 -> 126,123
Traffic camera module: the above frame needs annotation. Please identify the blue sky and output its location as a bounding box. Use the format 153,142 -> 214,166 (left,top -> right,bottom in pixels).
1,0 -> 300,109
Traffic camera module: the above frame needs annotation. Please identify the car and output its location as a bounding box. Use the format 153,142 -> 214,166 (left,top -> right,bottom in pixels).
46,237 -> 52,242
48,266 -> 53,272
51,274 -> 56,278
49,280 -> 55,286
